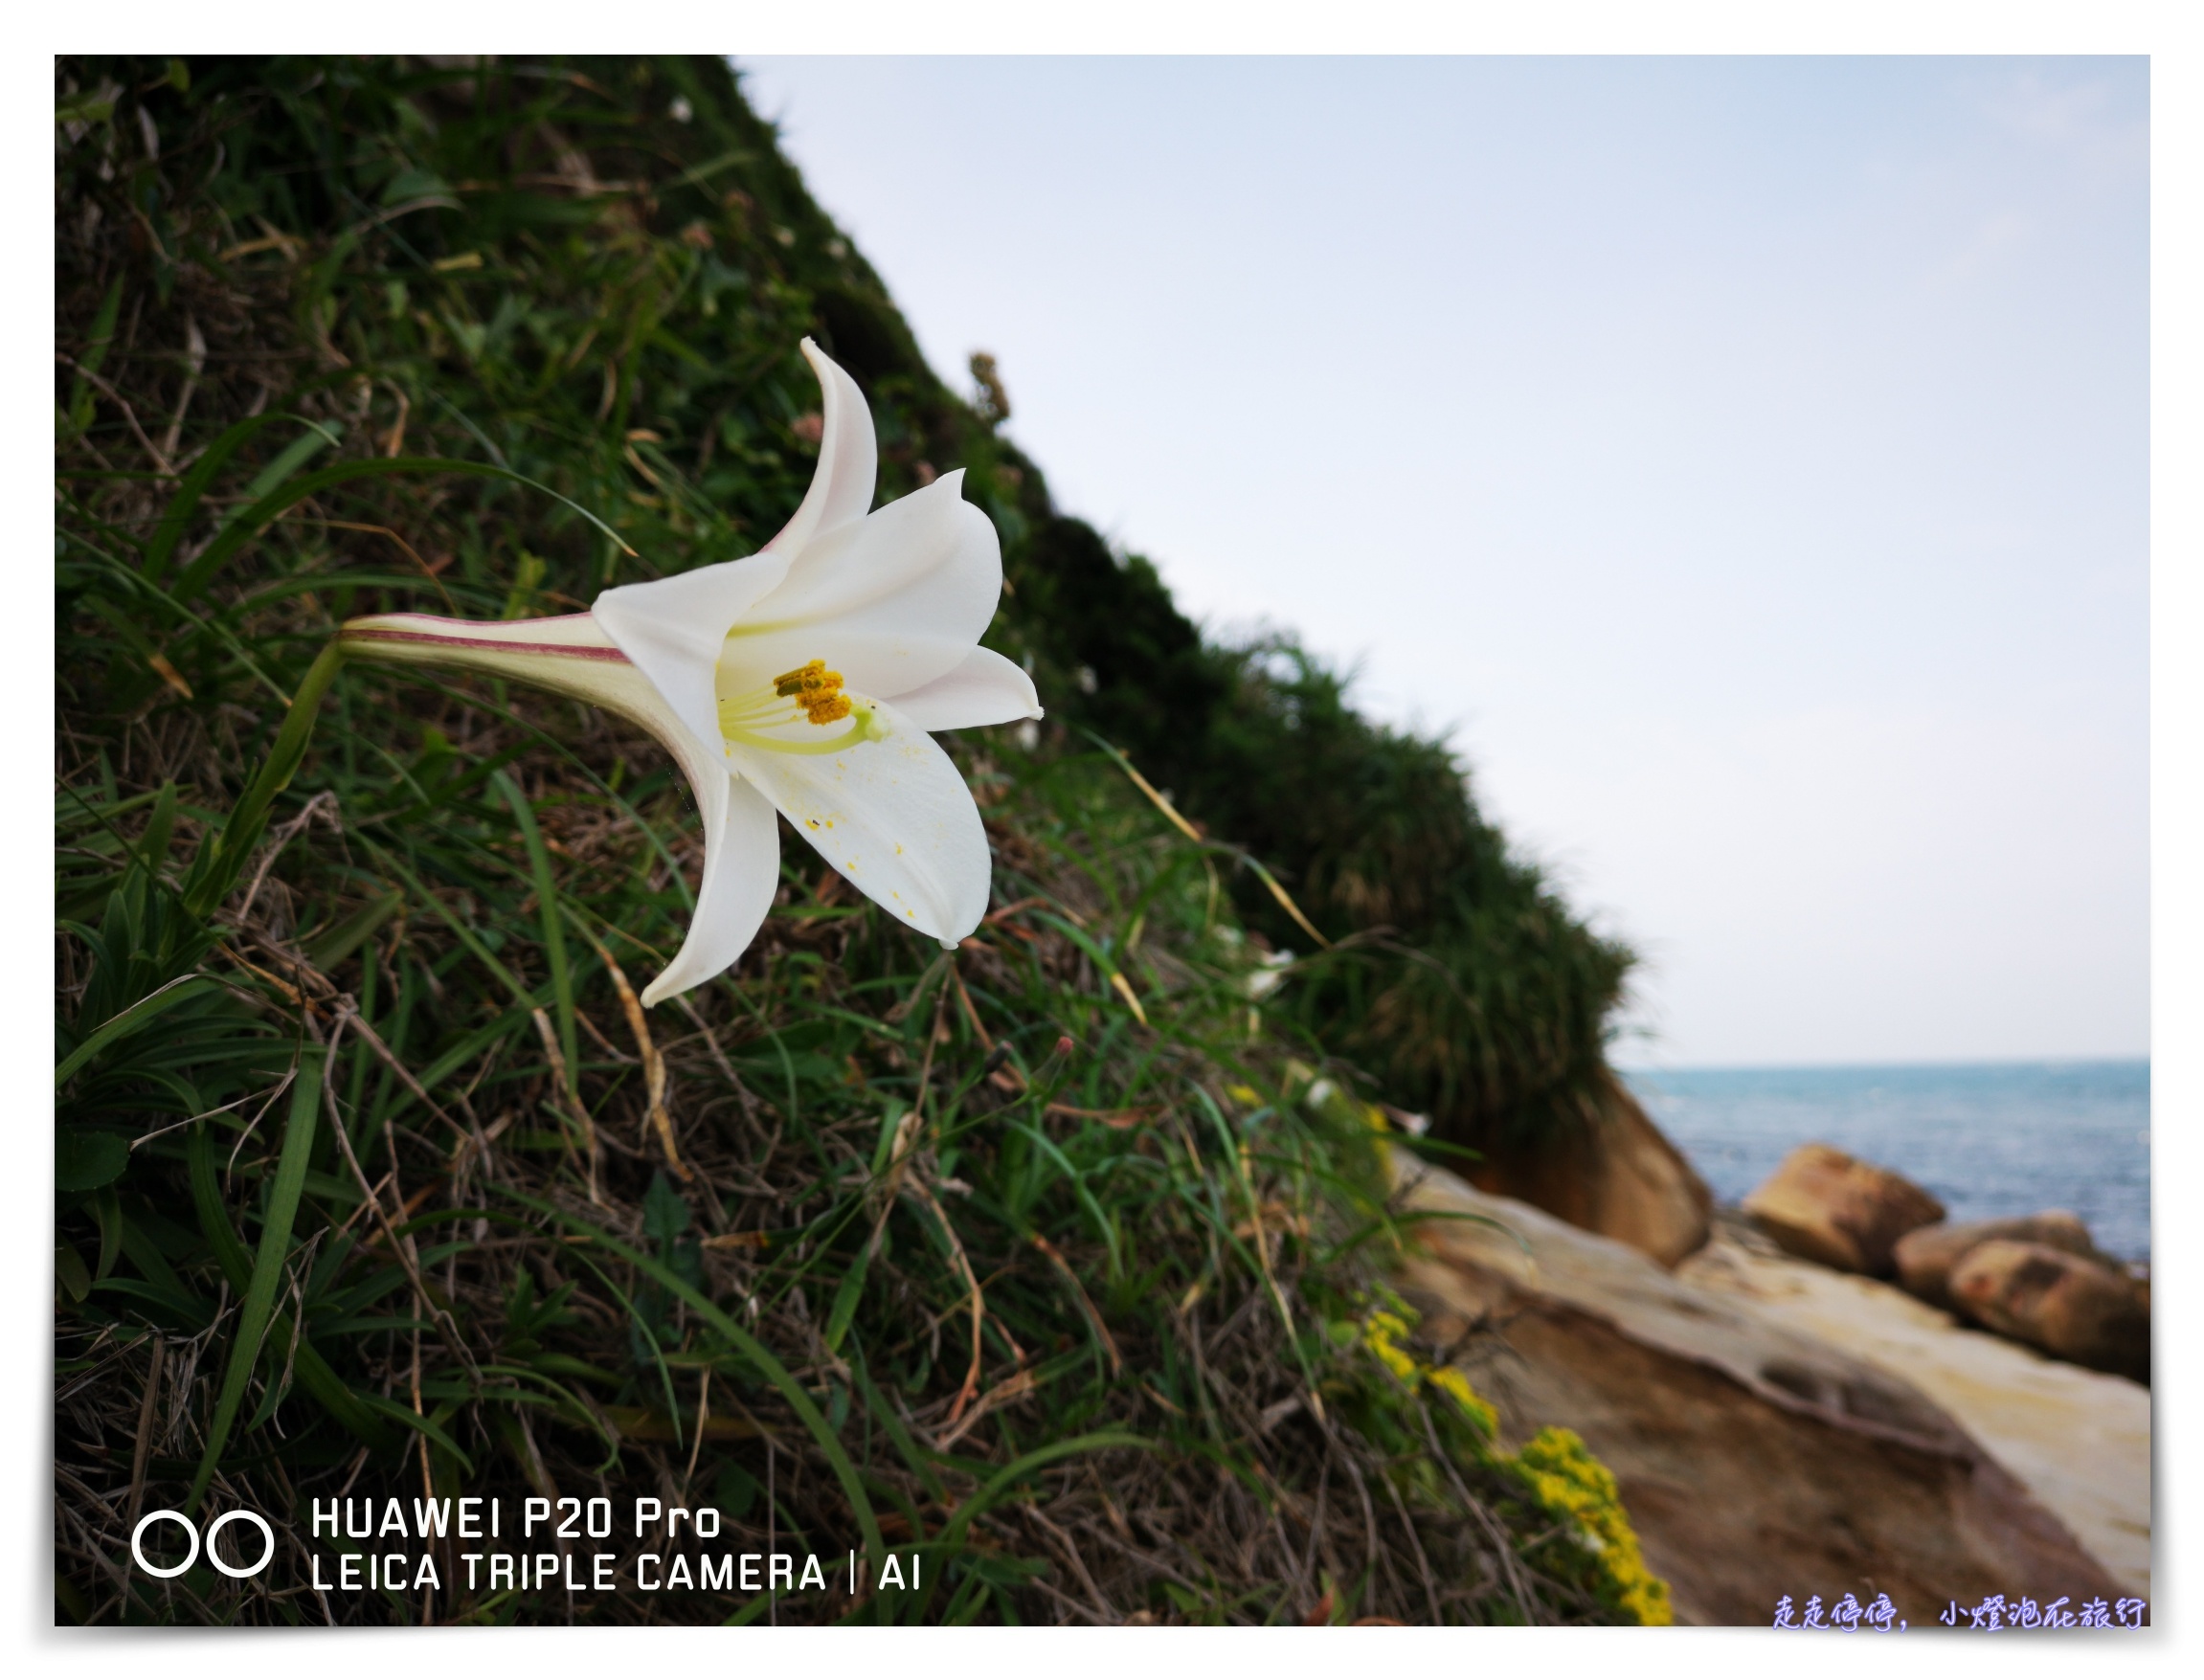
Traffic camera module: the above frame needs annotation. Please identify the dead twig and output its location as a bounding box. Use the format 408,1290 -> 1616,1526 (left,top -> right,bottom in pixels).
583,933 -> 688,1180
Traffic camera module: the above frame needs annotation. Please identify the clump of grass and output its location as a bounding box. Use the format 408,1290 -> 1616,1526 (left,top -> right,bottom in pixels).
54,54 -> 1657,1625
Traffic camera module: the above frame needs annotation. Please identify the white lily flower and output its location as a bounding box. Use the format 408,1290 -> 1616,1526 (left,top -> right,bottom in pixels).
340,339 -> 1042,1005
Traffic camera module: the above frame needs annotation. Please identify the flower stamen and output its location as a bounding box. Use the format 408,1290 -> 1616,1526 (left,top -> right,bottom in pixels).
718,658 -> 884,755
773,659 -> 853,726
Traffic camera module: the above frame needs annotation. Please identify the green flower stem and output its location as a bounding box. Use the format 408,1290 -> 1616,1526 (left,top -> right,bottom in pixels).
183,639 -> 348,920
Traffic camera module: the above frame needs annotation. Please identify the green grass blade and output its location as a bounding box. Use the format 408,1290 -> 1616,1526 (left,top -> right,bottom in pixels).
56,974 -> 216,1087
185,1119 -> 398,1446
61,276 -> 124,435
170,457 -> 632,605
917,1430 -> 1149,1620
188,1119 -> 255,1290
849,1350 -> 947,1505
215,422 -> 339,535
186,1048 -> 323,1512
305,887 -> 403,970
351,1390 -> 476,1473
495,771 -> 577,1097
358,839 -> 531,1004
502,1187 -> 888,1574
823,1243 -> 873,1356
180,640 -> 349,918
141,412 -> 287,581
1002,1116 -> 1123,1282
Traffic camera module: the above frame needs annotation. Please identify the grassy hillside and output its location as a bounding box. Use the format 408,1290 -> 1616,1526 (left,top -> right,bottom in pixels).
53,55 -> 1662,1626
1022,529 -> 1634,1149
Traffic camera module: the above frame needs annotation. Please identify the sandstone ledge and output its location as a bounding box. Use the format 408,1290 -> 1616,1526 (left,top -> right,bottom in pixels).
1388,1150 -> 2130,1625
1679,1216 -> 2149,1598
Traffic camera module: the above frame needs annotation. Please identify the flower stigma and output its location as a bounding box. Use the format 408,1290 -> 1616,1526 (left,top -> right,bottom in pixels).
717,659 -> 885,756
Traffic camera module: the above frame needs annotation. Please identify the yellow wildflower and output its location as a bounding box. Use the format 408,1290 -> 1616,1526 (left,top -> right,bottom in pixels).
1361,1309 -> 1421,1382
1427,1364 -> 1498,1439
1513,1426 -> 1672,1626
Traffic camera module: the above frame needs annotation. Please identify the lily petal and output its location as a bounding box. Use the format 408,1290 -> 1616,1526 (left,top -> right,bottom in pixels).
593,548 -> 791,756
717,472 -> 1002,702
760,337 -> 878,558
728,696 -> 991,947
338,612 -> 779,1009
888,646 -> 1045,731
638,773 -> 780,1008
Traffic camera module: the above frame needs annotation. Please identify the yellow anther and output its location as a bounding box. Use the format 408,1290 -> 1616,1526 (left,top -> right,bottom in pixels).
774,659 -> 840,696
770,660 -> 850,726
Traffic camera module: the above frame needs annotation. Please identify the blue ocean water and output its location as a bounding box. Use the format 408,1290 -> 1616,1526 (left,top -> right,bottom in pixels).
1617,1061 -> 2151,1263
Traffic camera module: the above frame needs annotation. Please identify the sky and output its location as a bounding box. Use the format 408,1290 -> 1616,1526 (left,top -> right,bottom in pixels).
736,56 -> 2150,1069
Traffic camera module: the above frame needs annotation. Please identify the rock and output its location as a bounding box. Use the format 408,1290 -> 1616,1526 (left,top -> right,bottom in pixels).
1678,1221 -> 2151,1598
1742,1142 -> 1945,1275
1463,1069 -> 1713,1266
1894,1212 -> 2101,1310
1948,1240 -> 2150,1384
1389,1149 -> 2124,1626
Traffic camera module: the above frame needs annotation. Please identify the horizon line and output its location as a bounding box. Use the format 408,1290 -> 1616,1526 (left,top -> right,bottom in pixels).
1611,1053 -> 2149,1076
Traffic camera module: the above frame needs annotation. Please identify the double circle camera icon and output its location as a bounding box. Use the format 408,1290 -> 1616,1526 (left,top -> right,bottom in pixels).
130,1509 -> 276,1579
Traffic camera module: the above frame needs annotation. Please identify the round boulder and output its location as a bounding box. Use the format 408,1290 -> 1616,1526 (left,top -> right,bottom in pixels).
1465,1070 -> 1714,1268
1894,1212 -> 2101,1310
1947,1239 -> 2149,1384
1742,1143 -> 1945,1276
